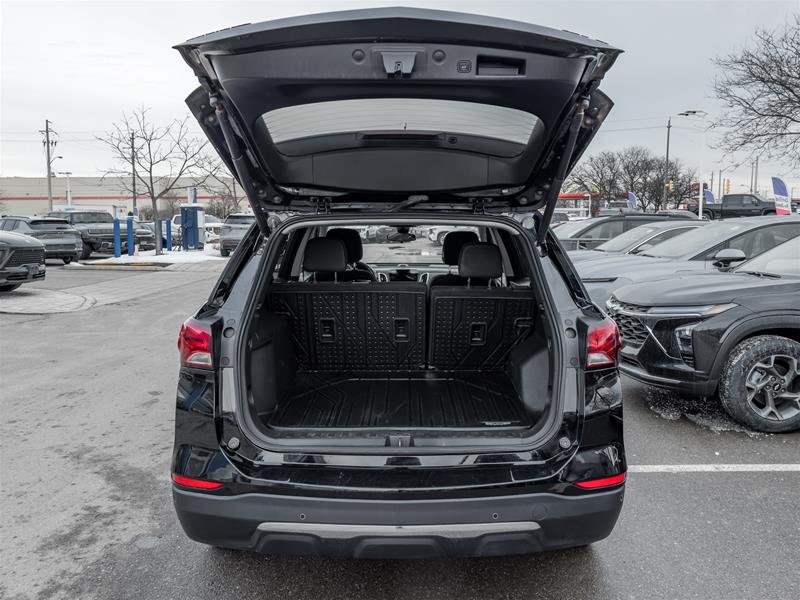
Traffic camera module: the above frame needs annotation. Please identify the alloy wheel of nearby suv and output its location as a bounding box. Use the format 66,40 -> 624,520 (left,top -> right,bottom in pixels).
719,335 -> 800,433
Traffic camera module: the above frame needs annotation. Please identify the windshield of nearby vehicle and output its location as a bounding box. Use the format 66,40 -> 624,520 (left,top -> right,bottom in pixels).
263,99 -> 539,145
327,225 -> 452,264
736,236 -> 800,276
225,215 -> 256,224
49,211 -> 114,224
594,225 -> 660,252
640,221 -> 752,258
554,218 -> 597,238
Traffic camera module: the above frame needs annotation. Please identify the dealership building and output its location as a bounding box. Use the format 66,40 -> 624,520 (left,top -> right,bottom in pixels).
0,176 -> 233,217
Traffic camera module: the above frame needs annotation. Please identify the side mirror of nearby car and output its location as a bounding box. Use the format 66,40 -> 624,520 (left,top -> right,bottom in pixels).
712,248 -> 747,269
631,243 -> 653,255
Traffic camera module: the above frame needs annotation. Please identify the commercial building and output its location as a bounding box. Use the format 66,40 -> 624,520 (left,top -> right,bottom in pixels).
0,176 -> 234,216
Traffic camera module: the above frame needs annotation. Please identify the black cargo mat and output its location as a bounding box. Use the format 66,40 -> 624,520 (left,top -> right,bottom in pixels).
268,371 -> 531,429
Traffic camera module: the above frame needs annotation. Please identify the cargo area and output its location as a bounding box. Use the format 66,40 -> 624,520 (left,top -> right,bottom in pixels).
240,223 -> 555,443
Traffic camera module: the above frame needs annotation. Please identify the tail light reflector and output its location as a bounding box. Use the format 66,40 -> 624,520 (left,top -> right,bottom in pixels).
575,472 -> 626,490
586,319 -> 621,369
178,318 -> 213,368
171,473 -> 224,490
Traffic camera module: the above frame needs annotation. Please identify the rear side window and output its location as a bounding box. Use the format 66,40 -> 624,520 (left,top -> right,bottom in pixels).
645,227 -> 696,246
700,223 -> 800,259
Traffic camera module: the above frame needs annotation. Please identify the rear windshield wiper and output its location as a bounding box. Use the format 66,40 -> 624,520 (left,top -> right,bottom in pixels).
737,270 -> 782,279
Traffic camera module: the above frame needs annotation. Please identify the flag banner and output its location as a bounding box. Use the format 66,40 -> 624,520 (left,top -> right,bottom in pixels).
627,191 -> 638,208
703,189 -> 715,204
772,177 -> 791,215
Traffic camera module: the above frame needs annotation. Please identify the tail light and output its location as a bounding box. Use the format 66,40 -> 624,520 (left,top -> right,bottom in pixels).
575,472 -> 626,490
586,319 -> 621,369
171,473 -> 223,490
177,318 -> 213,368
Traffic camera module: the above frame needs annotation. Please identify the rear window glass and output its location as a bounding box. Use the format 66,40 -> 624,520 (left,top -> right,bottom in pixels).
322,225 -> 478,265
49,212 -> 114,224
263,99 -> 539,145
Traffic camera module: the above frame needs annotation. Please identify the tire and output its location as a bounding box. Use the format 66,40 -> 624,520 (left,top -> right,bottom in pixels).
718,335 -> 800,433
703,211 -> 715,220
0,283 -> 21,292
220,248 -> 230,257
62,256 -> 72,265
80,243 -> 92,260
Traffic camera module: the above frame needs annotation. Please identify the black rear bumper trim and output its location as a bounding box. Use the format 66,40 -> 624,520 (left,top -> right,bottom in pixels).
173,486 -> 624,558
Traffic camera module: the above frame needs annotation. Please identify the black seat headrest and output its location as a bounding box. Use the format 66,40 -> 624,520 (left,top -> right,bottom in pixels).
442,230 -> 479,265
303,238 -> 348,273
326,228 -> 363,263
458,243 -> 503,279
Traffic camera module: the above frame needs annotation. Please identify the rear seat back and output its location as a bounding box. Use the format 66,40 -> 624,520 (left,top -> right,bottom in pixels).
270,239 -> 426,370
429,243 -> 534,369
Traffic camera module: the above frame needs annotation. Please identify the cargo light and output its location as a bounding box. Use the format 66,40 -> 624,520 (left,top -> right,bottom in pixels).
171,473 -> 224,490
177,318 -> 213,368
586,319 -> 621,369
575,472 -> 626,489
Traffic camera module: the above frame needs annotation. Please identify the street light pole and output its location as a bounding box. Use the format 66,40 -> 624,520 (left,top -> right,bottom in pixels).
662,117 -> 672,206
677,110 -> 708,219
41,120 -> 55,211
58,171 -> 72,206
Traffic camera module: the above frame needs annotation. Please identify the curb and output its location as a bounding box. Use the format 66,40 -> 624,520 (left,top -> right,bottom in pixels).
66,263 -> 170,272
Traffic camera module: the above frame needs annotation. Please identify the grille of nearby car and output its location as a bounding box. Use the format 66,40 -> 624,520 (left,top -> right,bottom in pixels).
606,299 -> 651,348
7,248 -> 45,266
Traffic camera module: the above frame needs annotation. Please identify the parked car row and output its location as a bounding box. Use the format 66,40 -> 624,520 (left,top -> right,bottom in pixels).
564,214 -> 800,432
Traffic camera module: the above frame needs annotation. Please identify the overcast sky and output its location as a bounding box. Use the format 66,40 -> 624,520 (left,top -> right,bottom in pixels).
1,0 -> 798,195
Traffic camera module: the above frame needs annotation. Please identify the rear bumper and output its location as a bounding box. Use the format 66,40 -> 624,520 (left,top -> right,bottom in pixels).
173,485 -> 624,558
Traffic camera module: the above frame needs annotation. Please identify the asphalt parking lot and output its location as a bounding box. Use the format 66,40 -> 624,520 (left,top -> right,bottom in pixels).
1,263 -> 799,600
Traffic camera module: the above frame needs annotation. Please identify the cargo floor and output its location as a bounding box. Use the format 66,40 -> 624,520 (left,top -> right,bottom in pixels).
267,371 -> 532,429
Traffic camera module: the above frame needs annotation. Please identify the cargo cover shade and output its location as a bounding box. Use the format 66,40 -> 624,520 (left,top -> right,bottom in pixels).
175,7 -> 621,229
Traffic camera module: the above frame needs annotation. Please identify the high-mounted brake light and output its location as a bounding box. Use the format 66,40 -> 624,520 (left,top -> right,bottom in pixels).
177,318 -> 213,368
586,319 -> 621,369
171,473 -> 224,490
574,472 -> 626,490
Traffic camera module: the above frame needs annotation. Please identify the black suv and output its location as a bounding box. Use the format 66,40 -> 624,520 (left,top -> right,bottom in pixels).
171,8 -> 627,558
688,194 -> 776,220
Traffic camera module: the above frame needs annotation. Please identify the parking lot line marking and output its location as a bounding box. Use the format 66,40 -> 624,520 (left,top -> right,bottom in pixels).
629,464 -> 800,473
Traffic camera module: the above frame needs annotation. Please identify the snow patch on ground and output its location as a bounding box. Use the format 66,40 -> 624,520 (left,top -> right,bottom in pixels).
87,245 -> 226,265
643,387 -> 766,438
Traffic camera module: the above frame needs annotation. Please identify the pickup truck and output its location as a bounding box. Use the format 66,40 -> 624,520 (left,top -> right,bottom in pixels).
46,211 -> 156,259
688,194 -> 776,220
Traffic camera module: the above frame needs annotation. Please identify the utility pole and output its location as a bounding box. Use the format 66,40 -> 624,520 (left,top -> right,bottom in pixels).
662,117 -> 672,205
130,132 -> 137,213
41,120 -> 54,211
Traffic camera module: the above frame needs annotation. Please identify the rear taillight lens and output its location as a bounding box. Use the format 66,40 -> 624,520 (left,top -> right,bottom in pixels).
171,473 -> 223,490
586,319 -> 621,369
177,318 -> 213,368
575,472 -> 626,490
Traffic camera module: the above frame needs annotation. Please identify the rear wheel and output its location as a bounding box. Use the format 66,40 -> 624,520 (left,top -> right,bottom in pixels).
220,247 -> 230,257
719,335 -> 800,433
62,256 -> 72,264
0,283 -> 21,292
80,243 -> 92,260
703,211 -> 715,220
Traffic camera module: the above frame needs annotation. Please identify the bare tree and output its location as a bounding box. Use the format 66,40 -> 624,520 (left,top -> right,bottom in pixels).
198,157 -> 244,217
99,107 -> 210,253
566,146 -> 698,211
565,150 -> 621,204
711,15 -> 800,166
